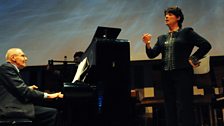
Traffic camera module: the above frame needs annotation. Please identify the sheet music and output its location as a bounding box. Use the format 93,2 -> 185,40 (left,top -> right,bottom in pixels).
72,57 -> 89,83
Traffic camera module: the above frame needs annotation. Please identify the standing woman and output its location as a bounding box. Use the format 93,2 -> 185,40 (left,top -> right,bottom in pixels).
142,6 -> 211,126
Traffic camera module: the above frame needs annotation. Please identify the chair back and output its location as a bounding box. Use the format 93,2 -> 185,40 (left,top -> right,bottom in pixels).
194,55 -> 210,74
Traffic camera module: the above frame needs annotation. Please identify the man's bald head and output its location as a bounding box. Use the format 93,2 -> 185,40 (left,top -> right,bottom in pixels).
5,48 -> 28,69
5,48 -> 22,61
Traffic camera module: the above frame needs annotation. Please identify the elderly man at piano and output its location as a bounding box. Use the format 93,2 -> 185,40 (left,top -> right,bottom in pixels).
0,48 -> 63,126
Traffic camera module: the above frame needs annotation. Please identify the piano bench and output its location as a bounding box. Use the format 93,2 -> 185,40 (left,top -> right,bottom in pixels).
0,118 -> 32,126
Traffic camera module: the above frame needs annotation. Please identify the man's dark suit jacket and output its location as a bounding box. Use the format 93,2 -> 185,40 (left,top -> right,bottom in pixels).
0,62 -> 44,119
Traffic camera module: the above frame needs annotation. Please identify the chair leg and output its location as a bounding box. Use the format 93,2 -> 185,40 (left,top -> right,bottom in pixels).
213,109 -> 218,126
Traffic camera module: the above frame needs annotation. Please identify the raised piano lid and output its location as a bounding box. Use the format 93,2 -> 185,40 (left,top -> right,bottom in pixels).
81,26 -> 123,65
91,26 -> 121,41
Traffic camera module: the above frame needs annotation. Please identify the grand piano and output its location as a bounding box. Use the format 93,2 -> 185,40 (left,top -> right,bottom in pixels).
61,26 -> 133,126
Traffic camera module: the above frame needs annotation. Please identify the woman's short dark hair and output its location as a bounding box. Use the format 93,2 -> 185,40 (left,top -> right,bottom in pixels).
164,6 -> 184,28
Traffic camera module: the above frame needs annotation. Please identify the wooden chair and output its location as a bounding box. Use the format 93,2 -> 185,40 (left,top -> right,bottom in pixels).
193,55 -> 215,126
